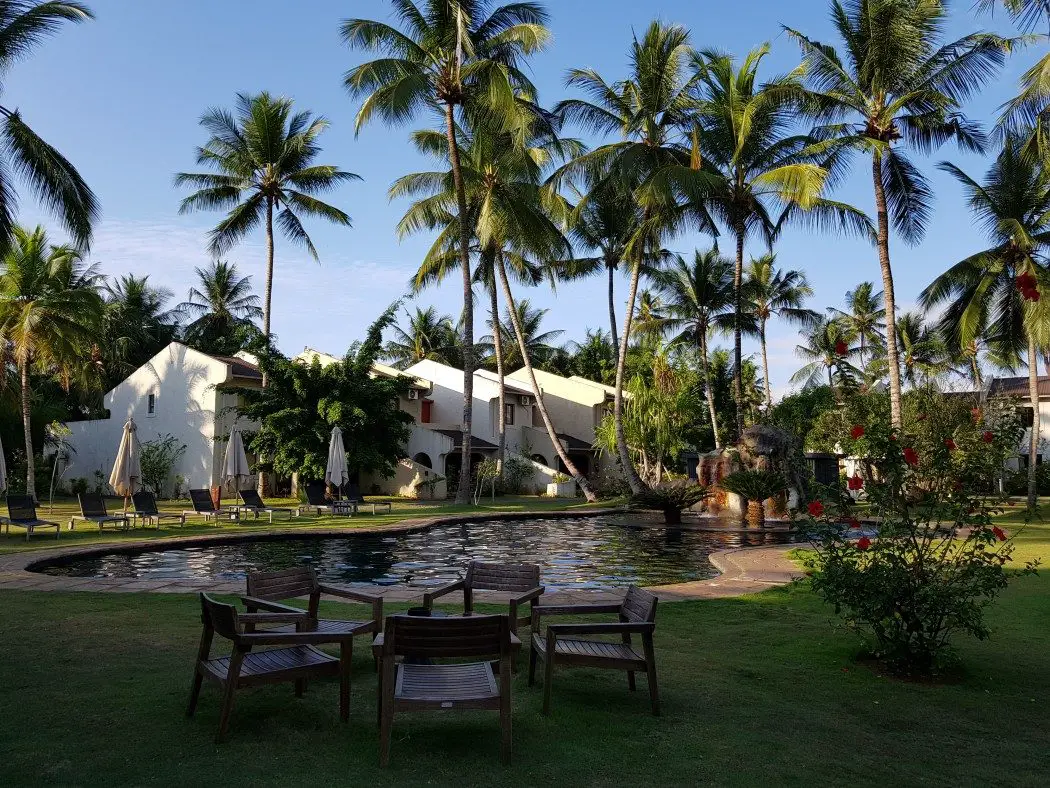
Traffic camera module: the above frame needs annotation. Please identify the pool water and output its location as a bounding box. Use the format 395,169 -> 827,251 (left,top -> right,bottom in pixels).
34,516 -> 797,590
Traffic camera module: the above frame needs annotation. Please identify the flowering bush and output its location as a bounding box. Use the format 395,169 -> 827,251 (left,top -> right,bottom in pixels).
798,389 -> 1037,674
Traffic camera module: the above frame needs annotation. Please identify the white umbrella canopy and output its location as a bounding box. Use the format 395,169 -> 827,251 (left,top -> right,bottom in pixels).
109,418 -> 141,499
325,426 -> 349,491
222,428 -> 251,491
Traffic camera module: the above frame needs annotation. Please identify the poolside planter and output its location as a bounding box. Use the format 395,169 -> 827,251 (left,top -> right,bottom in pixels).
546,481 -> 576,498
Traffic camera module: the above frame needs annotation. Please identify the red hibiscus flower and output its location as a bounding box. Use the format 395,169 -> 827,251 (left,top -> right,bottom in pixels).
1026,287 -> 1042,302
993,526 -> 1008,542
834,340 -> 848,355
807,500 -> 825,517
983,431 -> 994,443
944,438 -> 956,450
857,536 -> 872,550
848,518 -> 862,529
903,447 -> 919,466
1016,271 -> 1037,291
850,424 -> 865,440
847,474 -> 864,491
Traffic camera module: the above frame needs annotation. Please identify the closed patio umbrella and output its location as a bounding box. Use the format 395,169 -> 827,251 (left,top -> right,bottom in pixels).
0,433 -> 6,492
109,418 -> 141,511
222,427 -> 250,491
325,425 -> 349,493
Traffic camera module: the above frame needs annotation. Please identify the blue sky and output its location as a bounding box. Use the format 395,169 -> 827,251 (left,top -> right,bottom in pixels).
9,0 -> 1042,393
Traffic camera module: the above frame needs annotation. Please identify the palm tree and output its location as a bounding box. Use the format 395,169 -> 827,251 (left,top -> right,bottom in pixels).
828,282 -> 885,367
0,2 -> 97,248
0,226 -> 102,497
481,299 -> 563,369
652,249 -> 737,450
384,306 -> 458,368
175,91 -> 357,347
787,0 -> 1011,428
920,137 -> 1050,511
177,261 -> 262,355
343,0 -> 552,504
792,317 -> 860,389
744,254 -> 819,408
896,312 -> 951,389
100,274 -> 178,385
565,328 -> 615,384
690,44 -> 871,441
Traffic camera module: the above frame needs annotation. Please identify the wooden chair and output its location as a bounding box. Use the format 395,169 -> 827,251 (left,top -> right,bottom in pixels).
183,488 -> 233,522
1,495 -> 60,541
341,482 -> 392,515
187,593 -> 351,743
130,491 -> 186,528
236,489 -> 295,522
423,560 -> 544,641
528,585 -> 660,717
242,566 -> 383,660
302,481 -> 353,517
375,614 -> 514,767
68,492 -> 129,532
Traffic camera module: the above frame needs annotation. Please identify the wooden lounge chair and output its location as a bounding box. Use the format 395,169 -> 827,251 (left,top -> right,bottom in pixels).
235,489 -> 295,522
183,488 -> 233,522
187,593 -> 352,743
423,560 -> 544,641
243,566 -> 383,661
68,492 -> 129,532
528,585 -> 660,717
375,614 -> 514,767
341,483 -> 392,515
1,495 -> 60,541
302,481 -> 353,517
129,491 -> 186,528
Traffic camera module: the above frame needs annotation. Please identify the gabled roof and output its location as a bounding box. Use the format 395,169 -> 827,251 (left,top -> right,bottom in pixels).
475,369 -> 535,396
433,429 -> 498,450
208,354 -> 262,381
989,376 -> 1050,398
297,347 -> 431,390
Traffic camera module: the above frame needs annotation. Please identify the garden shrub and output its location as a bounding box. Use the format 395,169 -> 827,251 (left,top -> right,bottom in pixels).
140,434 -> 187,498
631,481 -> 709,524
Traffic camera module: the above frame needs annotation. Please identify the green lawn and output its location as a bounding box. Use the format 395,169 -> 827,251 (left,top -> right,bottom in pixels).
1,503 -> 1048,785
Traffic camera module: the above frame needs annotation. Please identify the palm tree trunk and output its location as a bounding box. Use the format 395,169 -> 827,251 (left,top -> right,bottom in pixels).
496,254 -> 597,502
1027,332 -> 1041,512
445,102 -> 474,504
614,254 -> 646,495
872,154 -> 904,429
257,198 -> 275,497
20,360 -> 35,500
760,317 -> 772,410
699,330 -> 721,450
490,279 -> 506,478
973,352 -> 982,389
607,262 -> 619,351
733,224 -> 745,442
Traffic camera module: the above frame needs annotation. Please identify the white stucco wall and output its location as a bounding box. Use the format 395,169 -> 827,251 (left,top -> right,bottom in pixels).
507,368 -> 607,445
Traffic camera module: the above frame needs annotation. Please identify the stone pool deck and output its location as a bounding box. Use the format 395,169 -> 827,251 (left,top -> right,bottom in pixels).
0,511 -> 805,604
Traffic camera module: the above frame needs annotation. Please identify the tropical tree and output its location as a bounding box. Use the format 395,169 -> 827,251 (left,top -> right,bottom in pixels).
177,261 -> 262,356
175,91 -> 357,347
99,274 -> 178,387
565,328 -> 615,384
0,226 -> 102,497
384,305 -> 459,367
828,281 -> 885,366
480,299 -> 563,369
920,137 -> 1050,510
343,0 -> 552,503
744,254 -> 819,408
787,0 -> 1011,428
0,2 -> 97,248
896,311 -> 951,389
792,317 -> 860,389
652,248 -> 737,449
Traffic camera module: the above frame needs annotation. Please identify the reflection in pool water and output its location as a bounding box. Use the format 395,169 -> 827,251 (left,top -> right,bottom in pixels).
34,516 -> 798,590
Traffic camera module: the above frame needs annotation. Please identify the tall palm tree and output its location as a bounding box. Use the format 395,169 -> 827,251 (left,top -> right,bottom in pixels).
0,226 -> 102,497
792,317 -> 860,389
744,254 -> 819,408
480,298 -> 563,369
177,261 -> 262,355
920,137 -> 1050,511
828,282 -> 885,367
100,274 -> 178,385
896,311 -> 951,389
175,91 -> 357,347
343,0 -> 552,503
652,248 -> 737,450
690,44 -> 870,441
0,2 -> 97,248
787,0 -> 1011,428
384,305 -> 458,368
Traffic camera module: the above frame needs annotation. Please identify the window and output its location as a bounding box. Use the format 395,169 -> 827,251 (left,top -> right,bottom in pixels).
1020,406 -> 1035,427
421,399 -> 433,424
147,393 -> 156,416
504,403 -> 515,425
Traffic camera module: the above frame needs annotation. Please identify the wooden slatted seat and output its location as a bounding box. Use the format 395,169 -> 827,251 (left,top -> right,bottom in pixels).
68,492 -> 129,532
423,560 -> 544,641
183,488 -> 235,522
528,585 -> 660,716
377,614 -> 514,767
187,593 -> 351,743
1,495 -> 59,541
130,491 -> 185,528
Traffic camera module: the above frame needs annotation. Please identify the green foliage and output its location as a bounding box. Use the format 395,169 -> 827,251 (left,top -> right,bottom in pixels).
176,261 -> 263,356
631,480 -> 709,524
766,386 -> 838,449
234,306 -> 413,482
718,470 -> 788,502
140,434 -> 186,498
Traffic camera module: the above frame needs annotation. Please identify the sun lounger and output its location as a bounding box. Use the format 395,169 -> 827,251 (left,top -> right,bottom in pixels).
68,492 -> 129,532
1,495 -> 60,541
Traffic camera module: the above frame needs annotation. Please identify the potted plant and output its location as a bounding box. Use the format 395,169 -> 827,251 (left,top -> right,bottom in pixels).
717,470 -> 789,528
546,472 -> 575,498
631,481 -> 710,524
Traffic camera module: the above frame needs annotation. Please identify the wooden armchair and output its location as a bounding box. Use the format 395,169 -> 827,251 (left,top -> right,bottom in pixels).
375,614 -> 514,767
187,593 -> 350,742
528,585 -> 660,716
423,560 -> 544,638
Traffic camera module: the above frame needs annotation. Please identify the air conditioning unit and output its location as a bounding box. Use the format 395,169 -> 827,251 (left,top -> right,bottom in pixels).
407,389 -> 419,400
519,394 -> 534,407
